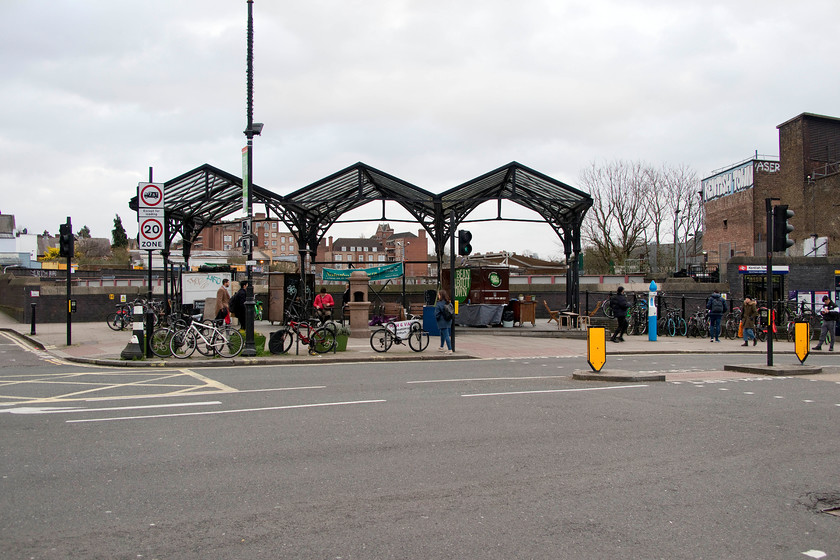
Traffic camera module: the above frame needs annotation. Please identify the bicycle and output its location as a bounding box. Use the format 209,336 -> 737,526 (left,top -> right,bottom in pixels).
149,314 -> 191,358
105,302 -> 134,331
723,306 -> 742,340
268,314 -> 336,355
627,300 -> 648,335
370,319 -> 429,353
686,310 -> 709,338
168,317 -> 244,359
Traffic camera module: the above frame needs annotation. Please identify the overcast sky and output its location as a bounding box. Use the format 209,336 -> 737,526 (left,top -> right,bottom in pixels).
2,0 -> 838,260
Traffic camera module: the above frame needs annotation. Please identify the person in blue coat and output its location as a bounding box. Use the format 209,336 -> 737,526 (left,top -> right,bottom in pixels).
434,289 -> 453,353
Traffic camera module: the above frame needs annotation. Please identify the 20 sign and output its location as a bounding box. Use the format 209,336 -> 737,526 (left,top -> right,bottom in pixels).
139,218 -> 163,250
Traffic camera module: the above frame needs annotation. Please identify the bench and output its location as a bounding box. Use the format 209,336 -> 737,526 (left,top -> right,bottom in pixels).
382,302 -> 404,321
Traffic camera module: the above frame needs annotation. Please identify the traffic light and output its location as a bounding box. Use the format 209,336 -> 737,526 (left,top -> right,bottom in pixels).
457,229 -> 472,256
772,204 -> 794,252
58,223 -> 74,258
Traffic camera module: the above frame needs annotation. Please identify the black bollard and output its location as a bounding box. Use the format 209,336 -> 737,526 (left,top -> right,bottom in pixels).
30,303 -> 36,336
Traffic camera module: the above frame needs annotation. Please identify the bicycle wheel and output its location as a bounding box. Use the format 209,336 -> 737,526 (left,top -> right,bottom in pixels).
268,327 -> 294,354
657,317 -> 667,336
150,328 -> 174,358
370,328 -> 394,353
193,328 -> 216,357
106,312 -> 126,331
677,318 -> 688,337
667,318 -> 676,337
786,321 -> 795,342
602,300 -> 614,318
170,329 -> 197,358
217,327 -> 244,358
311,327 -> 336,353
408,329 -> 430,352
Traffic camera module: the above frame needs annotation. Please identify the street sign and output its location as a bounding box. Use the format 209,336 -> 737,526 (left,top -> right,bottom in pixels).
139,217 -> 164,250
794,321 -> 810,363
587,326 -> 607,372
138,182 -> 164,209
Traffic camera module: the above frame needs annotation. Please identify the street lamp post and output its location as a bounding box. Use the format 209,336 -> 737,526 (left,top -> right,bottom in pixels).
241,0 -> 262,357
674,207 -> 681,274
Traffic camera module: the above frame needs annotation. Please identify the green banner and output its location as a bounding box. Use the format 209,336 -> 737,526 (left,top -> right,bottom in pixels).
454,268 -> 471,303
322,262 -> 404,282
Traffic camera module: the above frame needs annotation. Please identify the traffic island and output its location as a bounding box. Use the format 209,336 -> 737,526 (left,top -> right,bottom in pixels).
572,369 -> 666,382
723,364 -> 823,376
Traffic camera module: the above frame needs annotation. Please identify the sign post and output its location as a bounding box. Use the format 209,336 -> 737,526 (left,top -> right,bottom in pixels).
138,176 -> 165,358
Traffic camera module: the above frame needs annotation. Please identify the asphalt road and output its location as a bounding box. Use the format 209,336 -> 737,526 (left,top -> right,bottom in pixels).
1,339 -> 839,559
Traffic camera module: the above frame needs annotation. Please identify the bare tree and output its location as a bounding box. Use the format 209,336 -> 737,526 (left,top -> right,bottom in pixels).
579,160 -> 649,271
662,164 -> 701,270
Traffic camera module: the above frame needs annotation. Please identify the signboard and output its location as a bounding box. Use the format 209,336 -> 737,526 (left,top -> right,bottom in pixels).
139,217 -> 164,250
701,159 -> 779,202
454,268 -> 471,303
794,322 -> 810,364
137,182 -> 164,251
738,265 -> 789,274
242,146 -> 249,213
322,263 -> 404,282
138,182 -> 164,209
587,326 -> 607,372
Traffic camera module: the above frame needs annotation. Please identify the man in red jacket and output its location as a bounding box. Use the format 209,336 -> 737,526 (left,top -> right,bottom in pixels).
313,287 -> 335,325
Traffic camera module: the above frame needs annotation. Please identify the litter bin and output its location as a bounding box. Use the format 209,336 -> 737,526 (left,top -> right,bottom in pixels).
423,305 -> 440,336
502,306 -> 514,328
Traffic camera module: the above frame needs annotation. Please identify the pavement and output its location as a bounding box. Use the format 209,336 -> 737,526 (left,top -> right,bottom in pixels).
1,313 -> 835,380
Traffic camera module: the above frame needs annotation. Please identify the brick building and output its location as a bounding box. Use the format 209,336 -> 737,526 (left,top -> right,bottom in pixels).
702,112 -> 840,266
322,224 -> 431,280
196,213 -> 305,262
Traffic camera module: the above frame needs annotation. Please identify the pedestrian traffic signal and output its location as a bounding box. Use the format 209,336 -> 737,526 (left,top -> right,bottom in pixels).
458,229 -> 472,256
58,223 -> 74,258
772,204 -> 794,252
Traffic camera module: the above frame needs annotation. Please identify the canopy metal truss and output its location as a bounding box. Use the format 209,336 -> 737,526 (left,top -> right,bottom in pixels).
129,161 -> 592,311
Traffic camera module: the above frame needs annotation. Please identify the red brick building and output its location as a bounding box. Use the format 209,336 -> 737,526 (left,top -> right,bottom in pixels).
702,112 -> 840,269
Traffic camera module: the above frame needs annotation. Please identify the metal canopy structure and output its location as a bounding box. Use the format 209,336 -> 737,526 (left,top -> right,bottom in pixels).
129,161 -> 593,310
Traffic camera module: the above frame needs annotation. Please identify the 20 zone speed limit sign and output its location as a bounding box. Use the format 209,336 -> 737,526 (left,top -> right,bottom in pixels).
139,218 -> 163,250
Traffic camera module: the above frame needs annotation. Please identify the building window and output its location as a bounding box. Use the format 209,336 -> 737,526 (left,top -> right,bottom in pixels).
271,222 -> 277,231
372,247 -> 377,252
723,220 -> 728,230
358,255 -> 364,262
378,255 -> 386,262
272,240 -> 276,246
272,232 -> 277,238
335,254 -> 342,261
223,235 -> 232,242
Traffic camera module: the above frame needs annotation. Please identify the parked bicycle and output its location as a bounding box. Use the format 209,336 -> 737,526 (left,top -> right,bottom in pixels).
268,311 -> 336,355
723,306 -> 742,340
149,314 -> 191,358
168,316 -> 244,359
370,319 -> 429,353
686,310 -> 709,338
627,300 -> 648,335
105,302 -> 135,331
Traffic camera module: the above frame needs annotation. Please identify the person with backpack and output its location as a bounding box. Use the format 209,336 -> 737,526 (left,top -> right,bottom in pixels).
706,289 -> 727,343
812,295 -> 838,351
435,289 -> 454,353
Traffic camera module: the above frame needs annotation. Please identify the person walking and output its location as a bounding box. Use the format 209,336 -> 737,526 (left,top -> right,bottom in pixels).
214,278 -> 231,321
609,286 -> 630,342
435,290 -> 454,354
741,296 -> 758,346
812,295 -> 838,351
706,289 -> 727,342
229,280 -> 248,327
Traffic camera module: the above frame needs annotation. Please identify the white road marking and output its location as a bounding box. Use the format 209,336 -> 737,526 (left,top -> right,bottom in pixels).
802,550 -> 826,559
66,399 -> 386,423
462,385 -> 649,398
408,375 -> 567,384
1,401 -> 221,415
